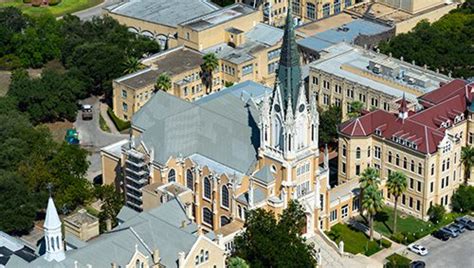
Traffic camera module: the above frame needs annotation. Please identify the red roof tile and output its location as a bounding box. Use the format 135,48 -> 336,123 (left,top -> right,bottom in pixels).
419,79 -> 468,107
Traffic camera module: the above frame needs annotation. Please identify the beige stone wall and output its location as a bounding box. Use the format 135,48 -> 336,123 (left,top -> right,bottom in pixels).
183,237 -> 225,268
101,152 -> 121,188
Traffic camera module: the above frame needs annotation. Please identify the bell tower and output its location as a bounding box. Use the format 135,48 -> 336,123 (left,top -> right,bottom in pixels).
43,193 -> 65,262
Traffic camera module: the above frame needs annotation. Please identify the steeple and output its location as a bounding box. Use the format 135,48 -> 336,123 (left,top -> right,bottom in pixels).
276,0 -> 302,114
398,93 -> 408,120
43,192 -> 65,262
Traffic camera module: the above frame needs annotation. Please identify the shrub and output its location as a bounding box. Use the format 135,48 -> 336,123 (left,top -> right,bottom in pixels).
23,0 -> 32,3
390,232 -> 404,243
0,55 -> 22,71
107,107 -> 130,131
365,243 -> 381,256
385,253 -> 411,268
380,238 -> 392,248
31,0 -> 42,7
48,0 -> 62,6
428,204 -> 446,224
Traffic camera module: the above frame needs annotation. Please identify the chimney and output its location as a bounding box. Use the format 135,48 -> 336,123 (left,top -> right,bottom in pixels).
74,261 -> 78,268
423,64 -> 428,70
105,218 -> 112,232
398,93 -> 408,121
152,249 -> 161,264
389,52 -> 392,58
216,234 -> 224,246
400,56 -> 404,62
178,252 -> 186,267
412,60 -> 415,66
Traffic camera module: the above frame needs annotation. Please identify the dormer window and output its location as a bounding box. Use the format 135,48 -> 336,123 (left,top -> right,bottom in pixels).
375,129 -> 382,136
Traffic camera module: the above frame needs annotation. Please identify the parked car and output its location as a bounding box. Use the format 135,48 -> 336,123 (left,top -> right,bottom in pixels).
81,104 -> 93,120
410,261 -> 426,268
432,229 -> 450,241
451,223 -> 465,233
408,244 -> 429,256
455,216 -> 474,230
441,226 -> 459,238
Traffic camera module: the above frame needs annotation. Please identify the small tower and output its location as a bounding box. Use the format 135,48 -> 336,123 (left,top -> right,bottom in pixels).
398,93 -> 408,120
43,194 -> 65,262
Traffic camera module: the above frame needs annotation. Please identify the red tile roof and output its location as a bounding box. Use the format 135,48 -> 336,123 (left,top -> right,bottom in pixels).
339,80 -> 472,154
419,79 -> 469,107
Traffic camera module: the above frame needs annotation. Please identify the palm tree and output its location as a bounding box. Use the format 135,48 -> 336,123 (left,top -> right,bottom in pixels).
348,101 -> 364,119
386,171 -> 407,234
359,167 -> 380,190
201,53 -> 219,94
461,146 -> 474,184
123,56 -> 143,74
155,73 -> 172,92
362,185 -> 383,241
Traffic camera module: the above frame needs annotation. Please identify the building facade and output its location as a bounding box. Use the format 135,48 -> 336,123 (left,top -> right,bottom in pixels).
338,79 -> 474,220
309,42 -> 451,120
101,7 -> 361,237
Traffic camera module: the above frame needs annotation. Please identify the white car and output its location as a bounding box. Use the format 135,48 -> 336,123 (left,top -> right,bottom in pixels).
408,244 -> 429,256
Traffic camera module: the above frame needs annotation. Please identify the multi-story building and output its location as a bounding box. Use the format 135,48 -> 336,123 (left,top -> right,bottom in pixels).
309,42 -> 451,119
101,8 -> 361,237
112,3 -> 284,121
16,196 -> 226,268
112,46 -> 217,121
237,0 -> 356,26
338,79 -> 474,220
105,0 -> 220,49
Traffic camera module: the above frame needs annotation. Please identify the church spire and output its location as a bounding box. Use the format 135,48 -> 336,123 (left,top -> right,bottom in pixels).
43,188 -> 65,262
276,0 -> 302,114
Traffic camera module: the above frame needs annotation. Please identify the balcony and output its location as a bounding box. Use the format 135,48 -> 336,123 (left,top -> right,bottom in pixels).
125,175 -> 147,185
126,158 -> 146,168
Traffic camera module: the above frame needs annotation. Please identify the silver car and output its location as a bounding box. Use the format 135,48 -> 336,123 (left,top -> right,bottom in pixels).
441,227 -> 459,238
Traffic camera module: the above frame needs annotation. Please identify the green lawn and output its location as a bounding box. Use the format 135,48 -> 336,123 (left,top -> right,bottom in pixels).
385,253 -> 411,268
0,0 -> 103,17
326,223 -> 383,256
99,114 -> 111,132
358,206 -> 465,244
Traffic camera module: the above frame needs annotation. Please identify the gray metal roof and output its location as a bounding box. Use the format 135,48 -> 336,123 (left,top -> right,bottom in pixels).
253,165 -> 275,185
180,4 -> 255,31
236,187 -> 266,205
202,23 -> 283,65
134,81 -> 271,175
26,199 -> 199,268
108,0 -> 219,28
116,206 -> 138,223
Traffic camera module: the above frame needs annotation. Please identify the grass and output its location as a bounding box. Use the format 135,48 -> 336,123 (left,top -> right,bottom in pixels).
107,107 -> 130,131
99,114 -> 110,133
385,253 -> 411,268
358,206 -> 465,244
0,0 -> 103,17
326,223 -> 383,256
43,120 -> 73,143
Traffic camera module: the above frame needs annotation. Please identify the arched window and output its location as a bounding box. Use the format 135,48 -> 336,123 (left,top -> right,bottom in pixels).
403,157 -> 407,169
334,0 -> 341,14
388,152 -> 392,163
203,177 -> 211,199
306,3 -> 316,19
342,144 -> 347,157
396,154 -> 400,166
56,236 -> 60,250
356,147 -> 361,159
221,185 -> 229,208
203,207 -> 213,227
418,163 -> 423,175
238,205 -> 242,218
168,169 -> 176,182
410,160 -> 415,172
186,169 -> 193,190
220,216 -> 230,227
322,3 -> 330,17
367,146 -> 371,157
50,237 -> 55,251
136,259 -> 140,268
431,164 -> 435,175
345,0 -> 352,8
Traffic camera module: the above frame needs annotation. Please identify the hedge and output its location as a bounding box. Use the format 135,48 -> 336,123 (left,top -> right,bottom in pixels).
380,238 -> 392,248
107,107 -> 130,131
48,0 -> 62,6
385,253 -> 411,268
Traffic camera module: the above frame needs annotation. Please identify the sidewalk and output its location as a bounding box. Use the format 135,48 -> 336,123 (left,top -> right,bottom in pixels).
99,102 -> 120,135
370,240 -> 406,264
349,218 -> 383,240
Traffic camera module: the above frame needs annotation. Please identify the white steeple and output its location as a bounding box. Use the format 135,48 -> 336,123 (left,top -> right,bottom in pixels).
43,196 -> 65,262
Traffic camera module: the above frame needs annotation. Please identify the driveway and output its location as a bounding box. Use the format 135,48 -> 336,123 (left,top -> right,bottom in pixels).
73,0 -> 123,21
75,96 -> 128,181
402,227 -> 474,268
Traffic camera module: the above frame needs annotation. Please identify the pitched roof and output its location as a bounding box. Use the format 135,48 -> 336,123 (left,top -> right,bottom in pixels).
419,79 -> 469,107
340,80 -> 472,154
253,165 -> 275,185
44,197 -> 61,230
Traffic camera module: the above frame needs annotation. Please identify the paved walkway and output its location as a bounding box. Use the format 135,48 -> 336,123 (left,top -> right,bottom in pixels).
99,101 -> 120,134
307,235 -> 382,268
349,218 -> 383,240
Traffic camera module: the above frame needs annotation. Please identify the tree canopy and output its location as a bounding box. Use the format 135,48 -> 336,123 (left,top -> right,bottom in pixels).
234,200 -> 317,267
379,4 -> 474,79
319,105 -> 342,146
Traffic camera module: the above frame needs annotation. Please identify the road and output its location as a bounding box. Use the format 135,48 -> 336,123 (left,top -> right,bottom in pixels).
75,96 -> 127,181
73,0 -> 123,21
402,227 -> 474,268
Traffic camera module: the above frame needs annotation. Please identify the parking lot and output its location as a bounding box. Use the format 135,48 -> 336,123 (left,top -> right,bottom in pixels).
403,226 -> 474,267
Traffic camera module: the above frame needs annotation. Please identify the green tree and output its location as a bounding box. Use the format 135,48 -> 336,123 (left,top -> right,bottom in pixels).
201,53 -> 219,94
359,167 -> 380,190
234,200 -> 317,267
348,101 -> 364,119
427,204 -> 446,224
461,146 -> 474,184
123,56 -> 144,74
362,185 -> 383,241
451,185 -> 474,212
227,257 -> 249,268
0,171 -> 37,235
386,171 -> 407,234
155,73 -> 172,92
95,184 -> 124,231
319,105 -> 342,146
